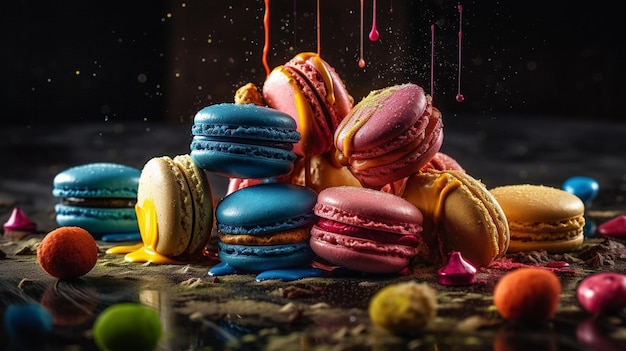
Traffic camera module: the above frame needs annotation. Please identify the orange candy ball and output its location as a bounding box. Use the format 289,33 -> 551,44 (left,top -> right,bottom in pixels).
493,268 -> 561,324
37,227 -> 99,279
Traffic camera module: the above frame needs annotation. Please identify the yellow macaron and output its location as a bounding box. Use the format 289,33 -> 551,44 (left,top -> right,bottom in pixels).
400,170 -> 510,268
489,184 -> 585,253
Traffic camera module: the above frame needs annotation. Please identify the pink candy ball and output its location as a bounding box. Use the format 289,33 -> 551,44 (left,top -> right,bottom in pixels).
577,272 -> 626,314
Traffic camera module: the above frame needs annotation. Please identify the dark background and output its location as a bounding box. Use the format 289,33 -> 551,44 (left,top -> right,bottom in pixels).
1,0 -> 624,125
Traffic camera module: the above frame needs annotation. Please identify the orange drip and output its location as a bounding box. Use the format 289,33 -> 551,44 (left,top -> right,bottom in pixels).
262,0 -> 271,77
295,52 -> 335,105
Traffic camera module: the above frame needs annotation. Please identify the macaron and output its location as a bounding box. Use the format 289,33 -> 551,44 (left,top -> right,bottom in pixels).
489,184 -> 585,253
400,170 -> 509,268
216,183 -> 318,272
107,155 -> 213,264
334,83 -> 444,188
52,162 -> 141,238
190,103 -> 301,179
263,52 -> 353,157
310,186 -> 422,274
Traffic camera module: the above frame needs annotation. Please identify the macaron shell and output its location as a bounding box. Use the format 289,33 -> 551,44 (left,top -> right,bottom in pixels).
54,205 -> 139,235
335,84 -> 427,153
314,186 -> 423,235
310,226 -> 414,273
309,232 -> 411,273
173,155 -> 213,255
53,163 -> 140,198
218,242 -> 315,272
190,138 -> 297,179
349,127 -> 444,188
216,183 -> 317,235
401,170 -> 509,267
136,156 -> 193,257
489,184 -> 585,222
192,103 -> 299,137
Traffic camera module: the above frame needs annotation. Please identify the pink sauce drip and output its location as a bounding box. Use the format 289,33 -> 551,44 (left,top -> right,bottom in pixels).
430,24 -> 435,97
456,3 -> 464,103
389,0 -> 394,14
368,0 -> 379,41
358,0 -> 366,68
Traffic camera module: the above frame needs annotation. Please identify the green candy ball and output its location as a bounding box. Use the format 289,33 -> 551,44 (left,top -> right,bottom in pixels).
93,303 -> 162,351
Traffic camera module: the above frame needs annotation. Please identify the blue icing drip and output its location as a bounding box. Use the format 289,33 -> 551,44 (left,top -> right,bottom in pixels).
255,268 -> 328,282
208,262 -> 239,276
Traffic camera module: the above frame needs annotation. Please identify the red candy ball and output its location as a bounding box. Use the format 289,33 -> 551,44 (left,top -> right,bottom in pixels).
37,227 -> 99,279
577,272 -> 626,314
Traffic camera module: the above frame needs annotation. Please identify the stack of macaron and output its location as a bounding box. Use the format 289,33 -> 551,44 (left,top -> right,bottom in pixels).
52,163 -> 141,241
215,183 -> 318,272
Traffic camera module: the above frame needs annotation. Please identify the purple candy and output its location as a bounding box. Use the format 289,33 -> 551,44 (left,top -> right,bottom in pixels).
437,251 -> 477,286
577,272 -> 626,314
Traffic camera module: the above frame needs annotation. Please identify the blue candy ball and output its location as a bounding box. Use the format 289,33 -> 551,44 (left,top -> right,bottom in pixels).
562,176 -> 599,204
4,303 -> 53,346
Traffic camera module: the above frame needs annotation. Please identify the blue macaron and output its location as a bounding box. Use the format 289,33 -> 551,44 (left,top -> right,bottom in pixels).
190,103 -> 301,179
52,163 -> 141,238
215,183 -> 317,272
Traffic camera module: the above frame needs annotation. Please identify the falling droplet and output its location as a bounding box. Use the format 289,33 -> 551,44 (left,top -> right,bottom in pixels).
358,0 -> 365,68
368,0 -> 379,41
456,93 -> 464,102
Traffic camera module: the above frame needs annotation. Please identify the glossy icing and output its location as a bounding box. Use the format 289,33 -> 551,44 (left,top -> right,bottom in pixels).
52,163 -> 140,199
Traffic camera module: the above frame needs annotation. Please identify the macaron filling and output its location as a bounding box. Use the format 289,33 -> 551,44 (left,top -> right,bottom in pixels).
310,228 -> 416,259
60,197 -> 136,208
314,219 -> 419,247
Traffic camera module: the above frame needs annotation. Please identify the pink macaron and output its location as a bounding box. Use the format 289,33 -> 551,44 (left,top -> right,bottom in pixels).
334,83 -> 444,188
310,186 -> 423,273
263,52 -> 353,158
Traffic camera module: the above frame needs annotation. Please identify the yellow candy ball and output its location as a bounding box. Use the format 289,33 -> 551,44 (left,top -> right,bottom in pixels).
368,281 -> 437,335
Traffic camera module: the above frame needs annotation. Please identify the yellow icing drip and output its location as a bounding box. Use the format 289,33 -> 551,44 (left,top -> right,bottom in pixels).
296,52 -> 336,105
432,175 -> 462,223
106,197 -> 182,264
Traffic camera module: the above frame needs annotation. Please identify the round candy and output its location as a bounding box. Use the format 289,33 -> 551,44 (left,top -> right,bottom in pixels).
577,272 -> 626,314
562,176 -> 599,205
493,268 -> 561,324
93,303 -> 162,351
4,303 -> 53,347
37,226 -> 99,279
368,281 -> 437,335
